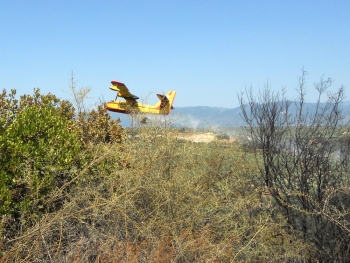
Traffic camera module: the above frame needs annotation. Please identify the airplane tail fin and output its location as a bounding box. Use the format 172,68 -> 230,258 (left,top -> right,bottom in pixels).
154,91 -> 176,114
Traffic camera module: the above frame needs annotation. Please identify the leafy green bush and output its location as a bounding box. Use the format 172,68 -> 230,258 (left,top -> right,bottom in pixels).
0,89 -> 81,218
76,105 -> 123,146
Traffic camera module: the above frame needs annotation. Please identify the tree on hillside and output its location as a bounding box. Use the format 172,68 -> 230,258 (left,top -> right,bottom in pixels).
238,70 -> 350,262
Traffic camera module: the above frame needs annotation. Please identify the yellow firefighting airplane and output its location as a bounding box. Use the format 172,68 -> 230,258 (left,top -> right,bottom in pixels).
105,81 -> 176,115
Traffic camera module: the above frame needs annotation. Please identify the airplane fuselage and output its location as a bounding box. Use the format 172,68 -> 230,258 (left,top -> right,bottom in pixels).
105,98 -> 173,115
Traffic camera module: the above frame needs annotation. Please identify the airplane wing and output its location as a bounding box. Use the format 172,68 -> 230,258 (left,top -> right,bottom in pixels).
110,81 -> 139,100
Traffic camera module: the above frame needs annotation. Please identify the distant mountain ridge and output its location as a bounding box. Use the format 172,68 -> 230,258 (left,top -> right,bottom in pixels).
110,101 -> 350,128
173,101 -> 350,128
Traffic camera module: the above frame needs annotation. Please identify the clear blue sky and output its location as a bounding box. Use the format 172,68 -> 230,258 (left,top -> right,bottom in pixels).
1,1 -> 349,108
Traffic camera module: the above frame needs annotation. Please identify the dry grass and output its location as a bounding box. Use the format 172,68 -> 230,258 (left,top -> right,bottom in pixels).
0,122 -> 313,262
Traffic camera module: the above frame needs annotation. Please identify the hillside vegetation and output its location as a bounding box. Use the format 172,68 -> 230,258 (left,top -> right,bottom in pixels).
1,75 -> 350,262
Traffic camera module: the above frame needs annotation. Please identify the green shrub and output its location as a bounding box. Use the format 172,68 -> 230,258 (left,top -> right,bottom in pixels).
76,105 -> 123,146
0,89 -> 81,218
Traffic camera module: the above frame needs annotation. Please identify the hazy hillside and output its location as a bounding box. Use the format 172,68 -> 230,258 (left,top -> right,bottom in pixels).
171,106 -> 244,128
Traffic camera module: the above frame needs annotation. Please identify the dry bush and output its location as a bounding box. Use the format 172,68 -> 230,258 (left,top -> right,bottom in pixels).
239,70 -> 350,262
1,117 -> 313,262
